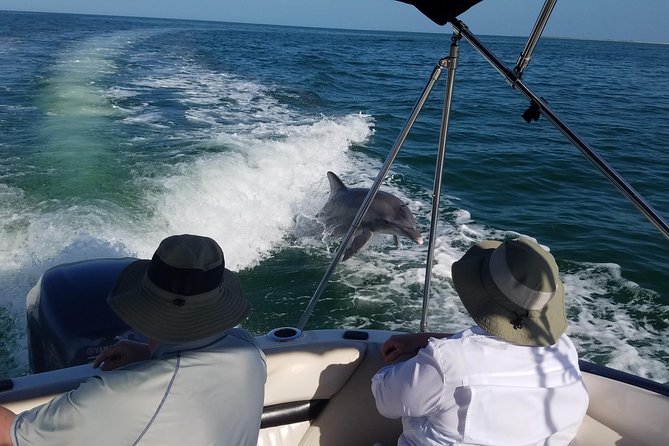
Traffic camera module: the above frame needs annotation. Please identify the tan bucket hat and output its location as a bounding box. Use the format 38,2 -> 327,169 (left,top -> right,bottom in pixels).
451,237 -> 567,346
108,234 -> 250,344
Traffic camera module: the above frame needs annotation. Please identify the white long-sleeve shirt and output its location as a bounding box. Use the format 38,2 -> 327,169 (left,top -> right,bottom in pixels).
371,327 -> 588,446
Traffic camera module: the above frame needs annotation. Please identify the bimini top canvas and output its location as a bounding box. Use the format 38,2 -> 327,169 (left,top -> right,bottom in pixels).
397,0 -> 484,25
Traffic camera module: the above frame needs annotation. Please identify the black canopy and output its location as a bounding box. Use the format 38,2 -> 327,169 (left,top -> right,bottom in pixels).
397,0 -> 483,25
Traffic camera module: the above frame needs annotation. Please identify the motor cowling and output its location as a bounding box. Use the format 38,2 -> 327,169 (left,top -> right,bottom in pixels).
26,258 -> 137,373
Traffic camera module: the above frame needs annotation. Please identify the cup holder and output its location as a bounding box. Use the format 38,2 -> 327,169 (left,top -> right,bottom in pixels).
267,327 -> 303,342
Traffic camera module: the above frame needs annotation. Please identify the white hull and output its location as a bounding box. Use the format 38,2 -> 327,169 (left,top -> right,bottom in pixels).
2,329 -> 667,445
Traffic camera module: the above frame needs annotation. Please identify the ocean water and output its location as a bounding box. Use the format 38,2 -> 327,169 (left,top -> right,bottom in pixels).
1,11 -> 667,383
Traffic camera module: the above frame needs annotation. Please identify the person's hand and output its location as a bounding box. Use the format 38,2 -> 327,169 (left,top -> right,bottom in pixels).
380,333 -> 432,363
93,340 -> 151,371
0,406 -> 15,446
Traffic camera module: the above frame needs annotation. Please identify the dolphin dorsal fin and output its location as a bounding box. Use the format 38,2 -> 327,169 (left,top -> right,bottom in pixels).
327,171 -> 348,197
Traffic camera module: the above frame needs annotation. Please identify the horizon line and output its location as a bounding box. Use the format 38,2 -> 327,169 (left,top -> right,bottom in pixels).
2,8 -> 668,46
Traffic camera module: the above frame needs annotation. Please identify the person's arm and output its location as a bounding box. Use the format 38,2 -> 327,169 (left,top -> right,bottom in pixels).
380,332 -> 448,363
93,340 -> 151,371
0,406 -> 15,446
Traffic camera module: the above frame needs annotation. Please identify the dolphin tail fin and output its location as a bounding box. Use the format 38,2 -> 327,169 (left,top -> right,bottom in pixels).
326,171 -> 348,198
343,229 -> 374,261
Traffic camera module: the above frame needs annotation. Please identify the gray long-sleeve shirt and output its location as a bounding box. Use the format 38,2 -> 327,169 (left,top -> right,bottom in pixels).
12,329 -> 266,446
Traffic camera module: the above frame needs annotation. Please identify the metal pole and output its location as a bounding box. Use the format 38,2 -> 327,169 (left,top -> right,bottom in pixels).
451,19 -> 669,240
514,0 -> 558,77
297,61 -> 447,330
420,33 -> 461,333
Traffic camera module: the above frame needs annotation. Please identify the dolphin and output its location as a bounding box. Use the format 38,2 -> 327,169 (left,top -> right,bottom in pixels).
318,171 -> 424,260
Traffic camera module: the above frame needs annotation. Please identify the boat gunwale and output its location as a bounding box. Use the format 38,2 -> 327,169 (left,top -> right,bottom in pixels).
1,329 -> 667,404
578,359 -> 669,397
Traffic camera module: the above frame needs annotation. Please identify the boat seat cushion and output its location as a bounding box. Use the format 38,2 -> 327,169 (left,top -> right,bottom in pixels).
258,340 -> 366,446
570,414 -> 641,446
262,340 -> 366,406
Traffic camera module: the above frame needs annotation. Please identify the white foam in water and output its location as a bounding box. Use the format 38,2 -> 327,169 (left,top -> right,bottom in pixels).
105,58 -> 376,268
0,41 -> 374,285
140,114 -> 372,270
40,32 -> 143,118
563,263 -> 669,382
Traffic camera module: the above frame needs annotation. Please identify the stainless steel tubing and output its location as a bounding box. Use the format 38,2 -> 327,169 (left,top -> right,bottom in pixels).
452,19 -> 669,241
420,33 -> 461,333
514,0 -> 558,77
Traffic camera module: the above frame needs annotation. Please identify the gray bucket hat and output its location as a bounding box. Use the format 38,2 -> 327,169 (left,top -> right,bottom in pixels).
451,237 -> 567,346
108,234 -> 250,344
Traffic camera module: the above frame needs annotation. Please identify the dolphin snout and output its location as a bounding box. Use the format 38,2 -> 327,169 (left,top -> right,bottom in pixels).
404,229 -> 423,245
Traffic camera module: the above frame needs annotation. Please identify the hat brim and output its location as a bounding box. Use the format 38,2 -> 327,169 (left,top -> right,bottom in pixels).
452,241 -> 567,346
108,260 -> 250,344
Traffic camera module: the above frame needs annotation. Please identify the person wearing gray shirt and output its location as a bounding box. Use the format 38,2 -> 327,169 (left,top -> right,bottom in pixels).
0,234 -> 267,446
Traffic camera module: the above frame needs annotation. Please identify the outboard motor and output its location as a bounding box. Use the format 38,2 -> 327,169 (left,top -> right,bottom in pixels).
26,258 -> 137,373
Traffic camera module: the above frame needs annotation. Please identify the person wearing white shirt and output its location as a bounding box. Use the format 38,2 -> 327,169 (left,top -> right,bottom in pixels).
371,237 -> 589,446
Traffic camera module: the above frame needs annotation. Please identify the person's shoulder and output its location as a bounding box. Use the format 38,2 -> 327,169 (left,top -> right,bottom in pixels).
553,333 -> 581,360
429,326 -> 483,344
556,333 -> 577,347
220,329 -> 267,367
218,328 -> 265,357
428,326 -> 508,358
224,327 -> 257,344
76,360 -> 164,395
425,327 -> 480,355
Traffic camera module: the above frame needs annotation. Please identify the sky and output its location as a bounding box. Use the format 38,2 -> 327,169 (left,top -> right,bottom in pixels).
1,0 -> 668,43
